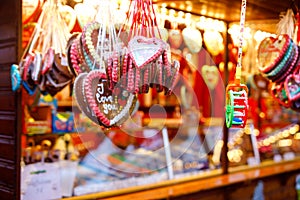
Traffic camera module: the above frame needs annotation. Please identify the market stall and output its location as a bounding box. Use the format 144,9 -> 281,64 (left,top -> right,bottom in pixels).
1,0 -> 300,199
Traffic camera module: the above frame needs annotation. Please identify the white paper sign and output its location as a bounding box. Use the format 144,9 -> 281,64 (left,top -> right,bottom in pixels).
21,162 -> 62,200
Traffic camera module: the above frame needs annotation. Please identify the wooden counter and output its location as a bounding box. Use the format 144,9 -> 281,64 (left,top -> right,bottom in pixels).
64,159 -> 300,200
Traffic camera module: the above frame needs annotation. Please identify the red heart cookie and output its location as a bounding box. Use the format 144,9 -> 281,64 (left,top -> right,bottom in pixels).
84,70 -> 137,127
285,70 -> 300,102
257,34 -> 290,73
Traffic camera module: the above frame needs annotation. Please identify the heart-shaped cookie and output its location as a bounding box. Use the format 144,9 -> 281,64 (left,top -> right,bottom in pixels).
270,82 -> 290,108
154,27 -> 169,42
22,62 -> 37,96
22,0 -> 40,24
203,30 -> 224,56
58,4 -> 76,32
128,36 -> 164,69
22,53 -> 35,81
31,52 -> 42,83
84,70 -> 137,127
11,64 -> 21,91
41,48 -> 55,75
74,3 -> 97,29
168,29 -> 183,49
291,99 -> 300,111
182,27 -> 202,54
53,53 -> 74,79
253,73 -> 269,91
257,34 -> 290,73
285,73 -> 300,101
73,73 -> 99,124
201,65 -> 219,90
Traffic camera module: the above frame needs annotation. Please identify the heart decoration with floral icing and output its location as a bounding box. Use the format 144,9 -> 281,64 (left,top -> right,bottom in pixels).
128,36 -> 164,69
257,34 -> 290,73
84,70 -> 137,127
284,66 -> 300,101
201,65 -> 219,90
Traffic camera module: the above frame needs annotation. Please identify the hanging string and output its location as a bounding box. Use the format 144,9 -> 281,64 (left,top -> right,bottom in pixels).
92,0 -> 119,72
236,0 -> 247,81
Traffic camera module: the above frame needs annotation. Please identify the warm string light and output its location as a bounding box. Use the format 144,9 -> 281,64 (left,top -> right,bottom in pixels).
257,124 -> 300,148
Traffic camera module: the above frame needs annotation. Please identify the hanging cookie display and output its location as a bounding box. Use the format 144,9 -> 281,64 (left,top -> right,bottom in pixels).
257,35 -> 300,111
256,7 -> 300,112
68,0 -> 139,128
67,0 -> 180,128
225,0 -> 249,128
120,0 -> 180,95
10,0 -> 74,96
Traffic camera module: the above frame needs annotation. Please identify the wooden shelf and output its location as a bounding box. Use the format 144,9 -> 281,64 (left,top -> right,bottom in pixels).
57,100 -> 73,107
63,159 -> 300,200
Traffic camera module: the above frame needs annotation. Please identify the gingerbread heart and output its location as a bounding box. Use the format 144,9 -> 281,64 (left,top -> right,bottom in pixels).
168,29 -> 183,49
285,73 -> 300,101
41,48 -> 55,75
182,27 -> 202,54
128,36 -> 164,69
154,28 -> 169,42
253,73 -> 269,91
73,73 -> 99,124
31,52 -> 42,83
22,0 -> 40,24
11,64 -> 21,91
84,70 -> 137,127
58,5 -> 76,32
201,65 -> 219,90
74,3 -> 97,29
203,30 -> 224,56
257,34 -> 290,73
270,82 -> 290,108
22,62 -> 37,96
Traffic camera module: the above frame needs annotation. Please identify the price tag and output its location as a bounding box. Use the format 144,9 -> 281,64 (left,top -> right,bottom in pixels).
21,163 -> 62,200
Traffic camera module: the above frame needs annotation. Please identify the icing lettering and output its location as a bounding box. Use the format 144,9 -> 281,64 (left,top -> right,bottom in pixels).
96,93 -> 113,104
97,83 -> 104,94
96,83 -> 118,114
103,104 -> 117,114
